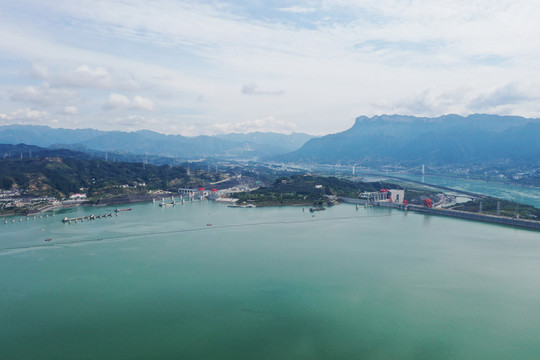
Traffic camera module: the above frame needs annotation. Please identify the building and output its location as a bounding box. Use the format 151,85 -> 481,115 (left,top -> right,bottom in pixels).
69,193 -> 87,200
361,189 -> 405,204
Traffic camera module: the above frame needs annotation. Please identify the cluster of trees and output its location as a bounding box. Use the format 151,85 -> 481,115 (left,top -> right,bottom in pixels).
236,175 -> 401,205
0,157 -> 219,199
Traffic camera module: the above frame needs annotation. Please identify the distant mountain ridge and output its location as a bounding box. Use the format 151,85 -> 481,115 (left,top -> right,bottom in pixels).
0,125 -> 314,160
275,114 -> 540,166
0,143 -> 180,165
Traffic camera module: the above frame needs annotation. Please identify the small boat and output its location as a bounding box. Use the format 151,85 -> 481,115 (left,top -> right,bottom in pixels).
45,238 -> 52,242
207,223 -> 212,226
114,208 -> 132,212
309,206 -> 326,212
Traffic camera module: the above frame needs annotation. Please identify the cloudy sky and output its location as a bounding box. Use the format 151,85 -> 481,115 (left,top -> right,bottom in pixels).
1,0 -> 539,135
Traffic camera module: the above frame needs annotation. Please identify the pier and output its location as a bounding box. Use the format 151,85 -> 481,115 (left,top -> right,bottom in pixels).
62,212 -> 114,224
3,213 -> 55,225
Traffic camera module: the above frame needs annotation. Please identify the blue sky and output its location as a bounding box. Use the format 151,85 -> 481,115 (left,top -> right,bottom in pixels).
1,0 -> 539,135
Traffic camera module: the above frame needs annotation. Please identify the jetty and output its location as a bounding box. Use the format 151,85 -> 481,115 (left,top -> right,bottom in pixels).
228,204 -> 256,208
158,196 -> 178,207
62,212 -> 114,224
3,213 -> 56,226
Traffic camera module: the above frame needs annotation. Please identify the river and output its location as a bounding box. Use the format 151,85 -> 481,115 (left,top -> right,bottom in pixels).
373,173 -> 540,208
1,201 -> 540,359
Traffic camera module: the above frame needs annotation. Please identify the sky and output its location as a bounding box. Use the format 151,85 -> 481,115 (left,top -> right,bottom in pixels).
1,0 -> 539,136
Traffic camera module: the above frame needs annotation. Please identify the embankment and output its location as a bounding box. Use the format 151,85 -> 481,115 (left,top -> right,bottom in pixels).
339,197 -> 540,231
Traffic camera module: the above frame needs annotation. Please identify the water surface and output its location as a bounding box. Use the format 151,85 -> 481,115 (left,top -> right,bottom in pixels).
2,201 -> 540,359
388,173 -> 540,208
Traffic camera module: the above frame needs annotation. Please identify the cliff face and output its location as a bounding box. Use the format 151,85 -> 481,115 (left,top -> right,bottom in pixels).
275,114 -> 540,166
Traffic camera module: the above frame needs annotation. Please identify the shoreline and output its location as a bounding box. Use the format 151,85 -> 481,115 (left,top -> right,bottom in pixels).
339,197 -> 540,232
0,192 -> 176,218
3,188 -> 539,232
3,194 -> 539,232
347,169 -> 540,190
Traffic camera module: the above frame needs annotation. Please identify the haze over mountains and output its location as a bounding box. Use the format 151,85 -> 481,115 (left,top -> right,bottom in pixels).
276,114 -> 540,167
1,114 -> 539,168
0,125 -> 314,160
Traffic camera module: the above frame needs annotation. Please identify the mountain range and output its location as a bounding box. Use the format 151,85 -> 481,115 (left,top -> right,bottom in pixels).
0,143 -> 183,165
275,114 -> 540,167
1,114 -> 539,168
0,125 -> 314,160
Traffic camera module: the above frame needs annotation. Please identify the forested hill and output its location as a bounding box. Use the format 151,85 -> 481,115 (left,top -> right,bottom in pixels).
275,114 -> 540,166
0,144 -> 95,161
235,174 -> 401,206
0,143 -> 182,165
0,156 -> 218,199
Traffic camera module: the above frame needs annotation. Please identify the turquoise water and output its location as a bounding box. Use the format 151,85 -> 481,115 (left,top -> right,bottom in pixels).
2,201 -> 540,359
388,173 -> 540,208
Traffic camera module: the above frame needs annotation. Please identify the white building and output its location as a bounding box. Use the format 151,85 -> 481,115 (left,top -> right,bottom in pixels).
69,193 -> 87,200
361,189 -> 405,204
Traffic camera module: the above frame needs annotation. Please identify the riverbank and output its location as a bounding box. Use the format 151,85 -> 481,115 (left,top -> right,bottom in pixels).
0,191 -> 175,218
366,172 -> 540,209
338,197 -> 540,231
410,204 -> 540,231
0,202 -> 63,217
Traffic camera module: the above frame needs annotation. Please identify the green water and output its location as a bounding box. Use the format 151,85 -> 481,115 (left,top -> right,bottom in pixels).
387,173 -> 540,208
2,201 -> 540,359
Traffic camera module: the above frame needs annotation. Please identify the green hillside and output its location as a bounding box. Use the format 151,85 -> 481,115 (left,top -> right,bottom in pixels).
235,175 -> 401,206
0,157 -> 218,199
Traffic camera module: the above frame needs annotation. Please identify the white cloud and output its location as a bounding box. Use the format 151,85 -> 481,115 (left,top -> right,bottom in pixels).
103,93 -> 155,111
241,83 -> 284,96
374,83 -> 540,117
277,6 -> 317,13
63,106 -> 78,114
0,108 -> 49,124
27,62 -> 140,91
30,61 -> 49,79
103,93 -> 130,110
182,116 -> 297,136
101,115 -> 175,132
1,0 -> 540,135
12,108 -> 48,119
10,85 -> 77,106
468,84 -> 533,111
75,64 -> 108,78
58,64 -> 112,88
132,95 -> 155,110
